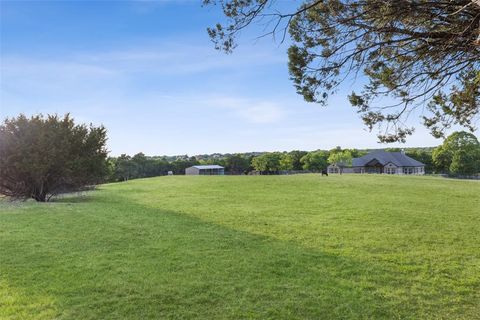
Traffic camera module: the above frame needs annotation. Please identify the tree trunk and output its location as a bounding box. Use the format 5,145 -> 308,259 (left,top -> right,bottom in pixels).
33,192 -> 47,202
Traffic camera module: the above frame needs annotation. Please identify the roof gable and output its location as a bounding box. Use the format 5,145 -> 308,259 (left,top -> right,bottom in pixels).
365,158 -> 382,166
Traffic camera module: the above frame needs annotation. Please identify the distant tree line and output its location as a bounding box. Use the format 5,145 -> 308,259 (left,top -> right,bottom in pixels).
106,131 -> 480,181
107,153 -> 197,181
1,113 -> 478,203
106,144 -> 468,181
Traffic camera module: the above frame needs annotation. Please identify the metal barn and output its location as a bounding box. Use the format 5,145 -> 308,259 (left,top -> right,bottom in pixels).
185,165 -> 225,175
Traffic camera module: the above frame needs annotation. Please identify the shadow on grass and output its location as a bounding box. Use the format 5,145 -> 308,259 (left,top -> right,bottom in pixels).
0,196 -> 423,319
51,191 -> 97,203
0,192 -> 97,206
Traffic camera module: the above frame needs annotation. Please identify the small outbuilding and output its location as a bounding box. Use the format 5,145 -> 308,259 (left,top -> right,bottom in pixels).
185,165 -> 225,175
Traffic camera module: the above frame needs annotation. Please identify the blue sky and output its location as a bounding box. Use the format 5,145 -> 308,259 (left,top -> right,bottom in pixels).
0,0 -> 464,156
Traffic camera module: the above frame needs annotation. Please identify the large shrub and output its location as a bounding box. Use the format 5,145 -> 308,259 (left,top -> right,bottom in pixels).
0,114 -> 108,201
432,131 -> 480,176
251,152 -> 282,174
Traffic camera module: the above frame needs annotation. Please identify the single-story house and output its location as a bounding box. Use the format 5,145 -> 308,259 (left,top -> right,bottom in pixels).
327,150 -> 425,175
185,165 -> 225,175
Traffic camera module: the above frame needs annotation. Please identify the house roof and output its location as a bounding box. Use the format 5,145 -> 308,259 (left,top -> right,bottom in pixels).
191,165 -> 224,169
352,150 -> 425,167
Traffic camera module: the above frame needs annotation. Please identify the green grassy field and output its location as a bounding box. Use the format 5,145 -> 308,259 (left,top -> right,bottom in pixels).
1,175 -> 479,319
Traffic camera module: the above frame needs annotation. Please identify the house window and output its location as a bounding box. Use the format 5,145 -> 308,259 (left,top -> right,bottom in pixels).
385,167 -> 395,174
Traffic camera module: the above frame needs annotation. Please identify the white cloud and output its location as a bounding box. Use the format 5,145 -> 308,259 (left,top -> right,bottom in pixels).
68,42 -> 286,75
0,42 -> 285,96
0,42 -> 287,116
2,41 -> 458,156
238,103 -> 285,124
200,96 -> 286,124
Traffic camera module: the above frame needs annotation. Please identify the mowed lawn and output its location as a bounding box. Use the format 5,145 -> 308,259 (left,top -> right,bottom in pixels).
1,175 -> 479,319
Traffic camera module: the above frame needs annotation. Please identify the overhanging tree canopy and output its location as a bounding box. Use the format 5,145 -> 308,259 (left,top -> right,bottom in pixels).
205,0 -> 480,142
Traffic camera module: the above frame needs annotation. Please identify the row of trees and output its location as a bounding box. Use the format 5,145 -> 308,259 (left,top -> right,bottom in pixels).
1,114 -> 478,201
106,147 -> 439,178
106,132 -> 480,179
107,154 -> 199,182
249,148 -> 357,174
106,149 -> 357,180
106,153 -> 254,181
